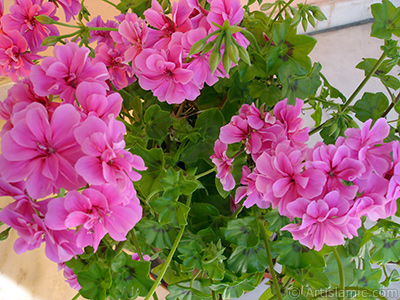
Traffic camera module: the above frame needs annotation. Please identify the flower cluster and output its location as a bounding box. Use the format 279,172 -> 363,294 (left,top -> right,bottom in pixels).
211,100 -> 399,251
0,43 -> 145,290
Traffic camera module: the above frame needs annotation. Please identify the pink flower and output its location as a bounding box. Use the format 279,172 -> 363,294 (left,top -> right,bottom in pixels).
30,42 -> 109,103
93,42 -> 136,90
0,30 -> 40,81
45,185 -> 142,250
273,98 -> 309,150
210,139 -> 235,191
282,191 -> 360,251
74,116 -> 146,191
2,0 -> 59,53
144,0 -> 192,49
51,0 -> 80,22
132,253 -> 151,261
307,144 -> 365,199
219,115 -> 249,144
255,142 -> 326,218
58,263 -> 81,291
345,118 -> 392,177
0,103 -> 84,199
75,81 -> 122,120
235,166 -> 269,209
352,173 -> 390,221
0,78 -> 51,135
134,46 -> 199,104
87,16 -> 118,47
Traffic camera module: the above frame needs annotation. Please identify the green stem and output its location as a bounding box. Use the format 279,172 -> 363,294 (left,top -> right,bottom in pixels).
153,292 -> 159,300
256,209 -> 283,300
144,195 -> 191,300
332,247 -> 344,300
86,26 -> 118,31
195,167 -> 216,179
310,51 -> 387,136
342,52 -> 387,112
114,241 -> 126,254
101,0 -> 118,8
272,0 -> 295,23
266,2 -> 279,31
130,230 -> 144,261
381,90 -> 400,118
71,293 -> 80,300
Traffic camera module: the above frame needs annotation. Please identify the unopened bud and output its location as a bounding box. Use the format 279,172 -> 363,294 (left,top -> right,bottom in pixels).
189,39 -> 206,55
41,36 -> 59,46
209,48 -> 221,74
238,46 -> 251,66
222,50 -> 232,73
227,43 -> 239,63
35,15 -> 56,24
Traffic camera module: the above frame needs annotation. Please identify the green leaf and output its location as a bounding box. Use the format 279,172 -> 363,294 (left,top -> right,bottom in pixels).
136,219 -> 176,249
131,145 -> 165,198
227,244 -> 268,274
189,203 -> 221,232
370,233 -> 400,264
353,92 -> 389,122
210,278 -> 256,299
77,262 -> 112,300
325,247 -> 355,286
150,193 -> 191,227
178,240 -> 204,270
303,267 -> 330,289
144,104 -> 172,140
202,241 -> 226,280
161,168 -> 200,196
181,108 -> 224,164
382,268 -> 400,287
166,280 -> 212,300
356,58 -> 400,90
352,261 -> 382,290
111,252 -> 153,297
371,0 -> 400,39
222,216 -> 260,248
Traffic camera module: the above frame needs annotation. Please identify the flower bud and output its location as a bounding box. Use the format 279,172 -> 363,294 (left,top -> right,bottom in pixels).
237,45 -> 251,66
189,39 -> 206,55
35,15 -> 56,24
41,36 -> 60,46
222,50 -> 231,73
209,49 -> 221,74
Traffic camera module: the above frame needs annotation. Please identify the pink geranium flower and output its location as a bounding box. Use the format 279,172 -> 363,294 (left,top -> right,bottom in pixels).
273,98 -> 309,150
210,139 -> 235,191
93,42 -> 136,90
235,166 -> 269,209
45,184 -> 142,250
74,116 -> 146,192
0,30 -> 41,81
30,42 -> 109,103
134,46 -> 199,104
144,0 -> 192,49
87,16 -> 118,47
75,81 -> 122,120
282,191 -> 360,251
2,0 -> 59,53
51,0 -> 80,22
58,263 -> 81,291
307,144 -> 366,199
0,103 -> 84,199
345,118 -> 392,177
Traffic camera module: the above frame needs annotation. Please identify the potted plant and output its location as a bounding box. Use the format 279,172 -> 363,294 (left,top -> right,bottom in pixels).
1,0 -> 400,299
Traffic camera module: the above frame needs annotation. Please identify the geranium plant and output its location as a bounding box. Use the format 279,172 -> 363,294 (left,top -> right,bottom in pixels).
1,0 -> 400,299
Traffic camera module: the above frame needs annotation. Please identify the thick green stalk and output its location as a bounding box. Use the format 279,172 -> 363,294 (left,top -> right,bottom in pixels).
272,0 -> 295,23
101,0 -> 118,8
195,167 -> 216,179
255,209 -> 283,300
332,247 -> 344,300
144,195 -> 192,300
71,293 -> 80,300
341,52 -> 387,112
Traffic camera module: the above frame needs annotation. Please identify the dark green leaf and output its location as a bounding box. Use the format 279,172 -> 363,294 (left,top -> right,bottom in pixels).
77,262 -> 112,300
161,168 -> 200,196
202,242 -> 226,280
325,247 -> 355,286
370,233 -> 400,264
136,219 -> 176,249
150,193 -> 191,226
371,0 -> 400,39
210,277 -> 256,299
178,240 -> 203,270
227,244 -> 268,274
353,92 -> 389,122
222,216 -> 260,248
144,104 -> 172,140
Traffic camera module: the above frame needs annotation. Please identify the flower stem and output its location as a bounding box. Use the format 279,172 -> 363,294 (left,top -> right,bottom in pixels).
310,51 -> 387,135
195,167 -> 216,179
256,209 -> 283,300
71,292 -> 80,300
86,26 -> 118,32
130,230 -> 144,261
144,195 -> 191,300
101,0 -> 118,8
272,0 -> 295,23
381,91 -> 400,118
332,247 -> 345,300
